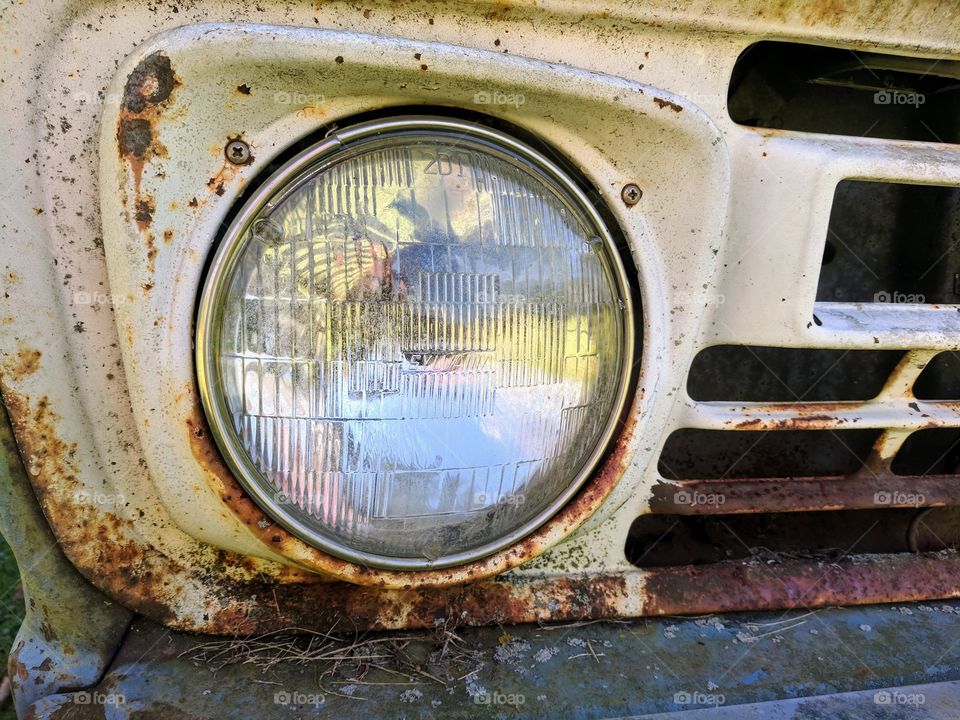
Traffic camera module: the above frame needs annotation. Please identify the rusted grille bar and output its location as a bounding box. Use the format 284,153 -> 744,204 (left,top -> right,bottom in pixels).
650,475 -> 960,515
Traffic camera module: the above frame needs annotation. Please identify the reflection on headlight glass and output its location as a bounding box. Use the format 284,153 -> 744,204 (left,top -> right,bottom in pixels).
213,131 -> 628,563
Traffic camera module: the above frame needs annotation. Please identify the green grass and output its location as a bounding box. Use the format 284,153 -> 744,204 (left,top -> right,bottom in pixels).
0,533 -> 23,719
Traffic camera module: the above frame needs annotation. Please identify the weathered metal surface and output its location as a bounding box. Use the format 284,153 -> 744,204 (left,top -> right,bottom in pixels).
0,402 -> 133,717
641,552 -> 960,616
642,682 -> 960,719
651,475 -> 960,515
0,0 -> 958,641
23,603 -> 960,718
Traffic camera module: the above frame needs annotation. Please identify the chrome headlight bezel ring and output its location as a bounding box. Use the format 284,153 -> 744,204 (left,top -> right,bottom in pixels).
195,115 -> 636,570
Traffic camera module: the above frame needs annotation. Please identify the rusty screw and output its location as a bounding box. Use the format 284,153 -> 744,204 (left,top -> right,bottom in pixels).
225,139 -> 251,165
621,183 -> 642,206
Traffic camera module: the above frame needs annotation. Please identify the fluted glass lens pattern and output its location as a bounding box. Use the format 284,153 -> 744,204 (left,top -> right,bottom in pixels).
215,134 -> 627,561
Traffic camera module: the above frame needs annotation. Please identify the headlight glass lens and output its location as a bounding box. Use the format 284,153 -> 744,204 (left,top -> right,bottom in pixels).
197,118 -> 633,569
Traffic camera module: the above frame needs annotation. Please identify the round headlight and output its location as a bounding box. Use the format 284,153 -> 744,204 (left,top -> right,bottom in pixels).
196,117 -> 634,570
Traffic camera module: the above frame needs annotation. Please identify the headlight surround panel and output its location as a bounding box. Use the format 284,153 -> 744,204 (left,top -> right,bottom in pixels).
92,22 -> 729,595
196,117 -> 636,569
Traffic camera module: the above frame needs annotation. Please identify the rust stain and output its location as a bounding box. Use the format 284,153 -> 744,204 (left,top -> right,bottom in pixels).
117,53 -> 179,196
207,164 -> 237,197
0,385 -> 179,626
0,383 -> 323,634
134,195 -> 155,232
5,347 -> 41,381
210,572 -> 631,633
116,52 -> 180,271
144,234 -> 157,284
730,404 -> 853,431
653,97 -> 683,112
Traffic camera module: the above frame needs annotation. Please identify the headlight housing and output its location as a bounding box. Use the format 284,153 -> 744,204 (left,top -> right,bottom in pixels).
196,116 -> 634,569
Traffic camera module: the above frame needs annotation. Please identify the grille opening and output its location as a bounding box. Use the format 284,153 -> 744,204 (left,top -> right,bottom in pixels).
816,180 -> 960,305
914,352 -> 960,399
728,41 -> 960,142
626,507 -> 960,567
687,346 -> 903,402
659,429 -> 879,480
892,429 -> 960,476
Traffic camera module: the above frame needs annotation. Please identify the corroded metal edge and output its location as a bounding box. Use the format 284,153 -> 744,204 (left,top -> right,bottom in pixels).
0,400 -> 133,717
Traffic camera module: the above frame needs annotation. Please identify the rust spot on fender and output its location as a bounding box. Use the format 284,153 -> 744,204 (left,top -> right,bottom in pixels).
5,347 -> 41,381
118,118 -> 153,159
0,390 -> 77,499
0,386 -> 182,626
135,195 -> 155,232
144,234 -> 158,280
116,52 -> 180,268
122,53 -> 177,113
653,97 -> 683,112
207,160 -> 238,196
